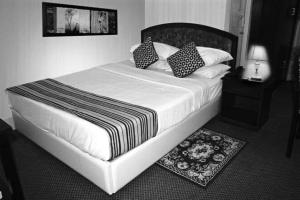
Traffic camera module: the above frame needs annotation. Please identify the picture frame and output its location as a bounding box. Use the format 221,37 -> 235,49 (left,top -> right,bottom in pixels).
42,2 -> 117,37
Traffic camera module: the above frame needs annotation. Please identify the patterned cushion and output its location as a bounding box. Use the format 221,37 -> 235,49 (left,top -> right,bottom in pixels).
133,37 -> 159,69
167,42 -> 205,78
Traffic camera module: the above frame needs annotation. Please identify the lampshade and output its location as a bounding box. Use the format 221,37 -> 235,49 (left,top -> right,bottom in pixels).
248,45 -> 268,61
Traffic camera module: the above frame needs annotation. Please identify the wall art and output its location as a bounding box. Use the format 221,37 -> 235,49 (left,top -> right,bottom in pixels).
42,2 -> 117,36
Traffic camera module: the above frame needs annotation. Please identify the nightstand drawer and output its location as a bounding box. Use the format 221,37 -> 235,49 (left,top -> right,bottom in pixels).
223,79 -> 263,99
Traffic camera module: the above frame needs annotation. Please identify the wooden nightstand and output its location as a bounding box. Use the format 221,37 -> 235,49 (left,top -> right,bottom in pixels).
220,74 -> 275,130
0,119 -> 24,200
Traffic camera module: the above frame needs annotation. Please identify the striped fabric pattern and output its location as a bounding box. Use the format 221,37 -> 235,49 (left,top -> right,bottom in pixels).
7,79 -> 158,159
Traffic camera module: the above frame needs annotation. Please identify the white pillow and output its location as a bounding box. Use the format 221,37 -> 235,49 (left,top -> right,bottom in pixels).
148,60 -> 171,70
196,47 -> 233,67
194,64 -> 231,79
130,42 -> 179,60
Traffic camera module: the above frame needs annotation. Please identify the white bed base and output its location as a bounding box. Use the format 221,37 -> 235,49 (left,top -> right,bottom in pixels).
11,97 -> 220,195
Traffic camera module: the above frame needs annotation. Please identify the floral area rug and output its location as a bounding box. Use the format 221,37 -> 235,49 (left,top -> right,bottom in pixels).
156,128 -> 246,187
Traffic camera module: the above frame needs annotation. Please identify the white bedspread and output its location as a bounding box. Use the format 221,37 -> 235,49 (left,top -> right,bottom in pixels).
8,60 -> 222,160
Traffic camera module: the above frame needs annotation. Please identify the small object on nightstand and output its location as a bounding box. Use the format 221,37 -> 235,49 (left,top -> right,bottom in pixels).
224,66 -> 244,79
235,66 -> 244,79
221,75 -> 275,130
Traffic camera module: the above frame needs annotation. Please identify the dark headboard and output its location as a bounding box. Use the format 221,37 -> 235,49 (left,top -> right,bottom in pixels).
141,23 -> 238,68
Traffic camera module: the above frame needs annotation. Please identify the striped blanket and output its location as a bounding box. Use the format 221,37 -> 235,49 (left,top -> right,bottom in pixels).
7,79 -> 158,159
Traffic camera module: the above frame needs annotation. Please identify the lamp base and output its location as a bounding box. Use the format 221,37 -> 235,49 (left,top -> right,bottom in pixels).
249,77 -> 262,82
248,73 -> 263,82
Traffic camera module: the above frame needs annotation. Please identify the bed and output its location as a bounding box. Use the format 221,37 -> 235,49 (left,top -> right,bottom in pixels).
7,23 -> 237,195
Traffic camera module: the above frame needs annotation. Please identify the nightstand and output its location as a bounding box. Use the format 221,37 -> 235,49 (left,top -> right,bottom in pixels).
0,119 -> 24,200
220,74 -> 274,130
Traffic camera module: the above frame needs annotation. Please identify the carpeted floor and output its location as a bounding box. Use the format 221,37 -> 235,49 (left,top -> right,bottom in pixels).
8,83 -> 300,200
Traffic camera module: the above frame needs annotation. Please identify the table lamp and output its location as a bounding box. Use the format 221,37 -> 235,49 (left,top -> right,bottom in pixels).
243,45 -> 271,82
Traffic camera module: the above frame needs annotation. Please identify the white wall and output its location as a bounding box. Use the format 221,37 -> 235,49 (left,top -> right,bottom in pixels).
145,0 -> 231,30
0,0 -> 145,120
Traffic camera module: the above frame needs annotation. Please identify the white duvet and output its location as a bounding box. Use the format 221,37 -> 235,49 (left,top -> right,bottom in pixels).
8,60 -> 223,161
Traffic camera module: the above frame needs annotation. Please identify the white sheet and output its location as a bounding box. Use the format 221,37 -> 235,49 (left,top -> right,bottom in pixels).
7,60 -> 222,161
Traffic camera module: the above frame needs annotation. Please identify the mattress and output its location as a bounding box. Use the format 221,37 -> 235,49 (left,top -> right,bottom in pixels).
7,60 -> 223,161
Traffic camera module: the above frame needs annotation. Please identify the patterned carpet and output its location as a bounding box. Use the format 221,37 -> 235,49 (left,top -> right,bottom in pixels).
157,128 -> 246,186
5,83 -> 300,200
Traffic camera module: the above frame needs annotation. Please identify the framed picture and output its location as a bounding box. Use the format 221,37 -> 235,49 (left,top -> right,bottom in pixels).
42,2 -> 117,37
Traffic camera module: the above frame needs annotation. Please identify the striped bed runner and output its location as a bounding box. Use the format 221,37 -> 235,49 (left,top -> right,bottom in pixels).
7,79 -> 158,159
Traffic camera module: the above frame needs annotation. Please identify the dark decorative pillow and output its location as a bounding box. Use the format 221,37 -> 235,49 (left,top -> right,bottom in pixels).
133,37 -> 159,69
167,42 -> 205,78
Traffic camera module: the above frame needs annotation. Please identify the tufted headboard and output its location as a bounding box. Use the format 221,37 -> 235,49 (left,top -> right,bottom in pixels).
141,23 -> 238,68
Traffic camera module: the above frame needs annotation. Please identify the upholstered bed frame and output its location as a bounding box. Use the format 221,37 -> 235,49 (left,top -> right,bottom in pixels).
142,23 -> 237,68
11,23 -> 237,195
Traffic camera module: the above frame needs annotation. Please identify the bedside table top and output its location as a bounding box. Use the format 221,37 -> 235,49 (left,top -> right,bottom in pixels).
222,73 -> 275,98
